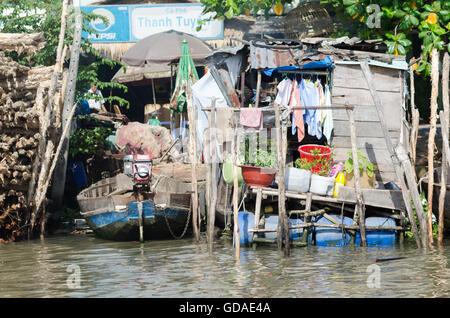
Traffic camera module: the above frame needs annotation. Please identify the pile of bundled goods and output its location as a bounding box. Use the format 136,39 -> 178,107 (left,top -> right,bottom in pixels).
0,34 -> 63,242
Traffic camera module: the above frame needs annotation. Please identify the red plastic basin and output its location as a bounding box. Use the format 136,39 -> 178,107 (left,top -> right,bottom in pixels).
240,165 -> 276,187
298,145 -> 332,174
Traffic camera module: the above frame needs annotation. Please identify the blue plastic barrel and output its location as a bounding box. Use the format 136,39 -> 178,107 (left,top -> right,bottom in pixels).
355,217 -> 397,246
314,214 -> 354,246
237,211 -> 307,245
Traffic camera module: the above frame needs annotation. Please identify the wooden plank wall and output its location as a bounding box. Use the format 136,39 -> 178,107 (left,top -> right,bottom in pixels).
331,63 -> 406,187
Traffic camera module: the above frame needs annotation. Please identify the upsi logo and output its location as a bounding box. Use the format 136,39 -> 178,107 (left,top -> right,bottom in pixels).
90,8 -> 115,32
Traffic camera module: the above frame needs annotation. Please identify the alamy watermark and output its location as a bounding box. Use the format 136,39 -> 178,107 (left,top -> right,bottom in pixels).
366,264 -> 381,289
66,264 -> 81,289
366,4 -> 382,29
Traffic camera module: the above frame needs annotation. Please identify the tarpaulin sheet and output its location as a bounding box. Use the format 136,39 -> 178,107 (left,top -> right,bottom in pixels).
262,56 -> 334,77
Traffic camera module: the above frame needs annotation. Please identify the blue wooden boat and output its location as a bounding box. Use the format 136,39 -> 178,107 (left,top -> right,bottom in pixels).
77,164 -> 206,241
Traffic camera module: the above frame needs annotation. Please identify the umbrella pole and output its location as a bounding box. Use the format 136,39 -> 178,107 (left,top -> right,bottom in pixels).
151,78 -> 156,105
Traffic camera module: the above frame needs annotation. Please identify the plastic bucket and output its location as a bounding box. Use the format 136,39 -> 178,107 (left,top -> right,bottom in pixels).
298,145 -> 332,174
284,167 -> 311,192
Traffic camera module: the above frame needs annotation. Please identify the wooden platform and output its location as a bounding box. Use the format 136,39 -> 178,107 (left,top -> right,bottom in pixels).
250,186 -> 407,211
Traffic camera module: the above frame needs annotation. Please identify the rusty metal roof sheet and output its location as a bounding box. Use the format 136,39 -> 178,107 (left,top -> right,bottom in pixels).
249,39 -> 303,69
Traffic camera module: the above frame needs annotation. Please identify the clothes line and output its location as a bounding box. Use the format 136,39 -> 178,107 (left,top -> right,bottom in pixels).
200,104 -> 354,112
278,70 -> 331,76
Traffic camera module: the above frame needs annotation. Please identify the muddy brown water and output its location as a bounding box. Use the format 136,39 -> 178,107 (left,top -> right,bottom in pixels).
1,234 -> 450,298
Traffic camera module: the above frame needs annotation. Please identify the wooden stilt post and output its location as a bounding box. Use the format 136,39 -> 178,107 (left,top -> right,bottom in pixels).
208,100 -> 217,250
274,103 -> 289,256
438,52 -> 450,246
409,60 -> 420,181
254,70 -> 262,108
253,187 -> 263,249
232,128 -> 240,261
187,93 -> 200,242
347,107 -> 366,246
360,59 -> 425,248
302,194 -> 312,244
427,49 -> 440,246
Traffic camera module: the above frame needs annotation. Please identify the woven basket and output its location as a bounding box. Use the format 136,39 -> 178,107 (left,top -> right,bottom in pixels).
284,2 -> 335,39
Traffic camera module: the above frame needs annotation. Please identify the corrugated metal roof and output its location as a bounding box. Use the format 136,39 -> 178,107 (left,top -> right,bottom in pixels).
249,40 -> 303,69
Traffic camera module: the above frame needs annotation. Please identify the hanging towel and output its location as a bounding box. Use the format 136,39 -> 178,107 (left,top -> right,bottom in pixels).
322,84 -> 334,142
275,78 -> 292,106
240,107 -> 263,130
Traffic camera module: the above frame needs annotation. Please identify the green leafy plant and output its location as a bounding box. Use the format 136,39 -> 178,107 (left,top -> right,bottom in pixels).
295,156 -> 331,177
69,126 -> 112,159
239,133 -> 277,168
344,150 -> 377,178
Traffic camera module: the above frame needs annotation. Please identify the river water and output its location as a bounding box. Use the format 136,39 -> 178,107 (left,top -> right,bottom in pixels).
1,234 -> 450,298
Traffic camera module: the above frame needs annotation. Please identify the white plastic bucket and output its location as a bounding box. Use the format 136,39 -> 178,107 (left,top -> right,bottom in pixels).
284,167 -> 311,192
309,174 -> 335,196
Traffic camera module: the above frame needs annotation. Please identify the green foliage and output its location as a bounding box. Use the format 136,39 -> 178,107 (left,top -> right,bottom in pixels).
199,0 -> 449,77
69,123 -> 112,159
344,150 -> 377,178
0,1 -> 129,108
405,192 -> 438,240
320,0 -> 449,77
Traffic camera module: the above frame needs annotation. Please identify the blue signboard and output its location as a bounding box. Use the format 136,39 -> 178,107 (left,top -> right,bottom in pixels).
81,4 -> 224,43
81,6 -> 130,42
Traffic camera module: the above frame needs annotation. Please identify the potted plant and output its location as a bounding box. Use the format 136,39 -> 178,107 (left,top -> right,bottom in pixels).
239,135 -> 277,187
344,150 -> 377,189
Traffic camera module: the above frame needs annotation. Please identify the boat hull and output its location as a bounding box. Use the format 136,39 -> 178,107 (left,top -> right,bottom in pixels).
82,201 -> 191,241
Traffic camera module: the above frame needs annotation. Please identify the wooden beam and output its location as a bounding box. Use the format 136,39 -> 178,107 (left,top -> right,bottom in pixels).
359,58 -> 424,248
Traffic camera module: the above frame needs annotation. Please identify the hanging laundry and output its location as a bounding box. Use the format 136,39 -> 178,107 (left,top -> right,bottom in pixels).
299,79 -> 322,140
322,84 -> 334,142
318,81 -> 326,124
288,80 -> 305,142
240,107 -> 263,130
274,78 -> 292,106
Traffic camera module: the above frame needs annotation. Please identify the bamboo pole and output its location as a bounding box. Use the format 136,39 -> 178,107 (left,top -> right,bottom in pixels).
438,52 -> 450,246
359,58 -> 424,248
50,10 -> 83,206
208,100 -> 217,250
347,107 -> 367,247
32,102 -> 78,225
187,93 -> 200,242
427,49 -> 440,246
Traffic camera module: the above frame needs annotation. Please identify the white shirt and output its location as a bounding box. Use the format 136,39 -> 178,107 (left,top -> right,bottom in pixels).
87,89 -> 105,110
